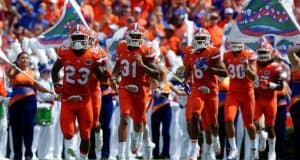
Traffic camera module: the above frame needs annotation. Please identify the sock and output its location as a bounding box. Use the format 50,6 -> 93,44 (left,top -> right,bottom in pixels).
212,135 -> 219,143
228,137 -> 237,150
64,138 -> 77,156
64,139 -> 75,149
80,153 -> 88,160
95,129 -> 103,149
250,139 -> 256,149
118,142 -> 127,158
191,139 -> 198,149
133,131 -> 143,142
143,125 -> 152,145
268,138 -> 276,152
206,143 -> 213,153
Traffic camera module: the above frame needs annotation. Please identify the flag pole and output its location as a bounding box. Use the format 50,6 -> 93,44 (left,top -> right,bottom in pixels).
0,51 -> 54,94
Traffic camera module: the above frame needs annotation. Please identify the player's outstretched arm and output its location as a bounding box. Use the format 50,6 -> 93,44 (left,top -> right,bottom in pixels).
287,45 -> 300,68
52,60 -> 63,84
135,54 -> 160,80
244,60 -> 257,81
51,60 -> 63,94
207,60 -> 228,77
271,76 -> 283,91
112,60 -> 121,79
94,61 -> 112,82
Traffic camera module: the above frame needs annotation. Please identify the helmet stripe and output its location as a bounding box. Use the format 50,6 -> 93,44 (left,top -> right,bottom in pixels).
134,23 -> 138,30
76,24 -> 80,33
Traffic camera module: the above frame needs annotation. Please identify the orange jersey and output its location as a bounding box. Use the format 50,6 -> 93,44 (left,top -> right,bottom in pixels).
184,45 -> 220,96
10,68 -> 36,106
223,50 -> 257,92
11,68 -> 35,86
57,47 -> 107,100
117,40 -> 156,87
255,61 -> 283,98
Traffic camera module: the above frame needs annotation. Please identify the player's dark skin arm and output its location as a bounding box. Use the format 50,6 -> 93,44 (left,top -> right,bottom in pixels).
272,75 -> 284,91
135,54 -> 160,80
245,60 -> 257,81
93,62 -> 112,82
183,65 -> 192,84
51,60 -> 63,85
142,61 -> 160,80
207,60 -> 228,77
287,46 -> 300,69
112,60 -> 121,78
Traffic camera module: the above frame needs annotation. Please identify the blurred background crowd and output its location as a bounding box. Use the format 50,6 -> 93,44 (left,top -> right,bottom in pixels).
0,0 -> 299,59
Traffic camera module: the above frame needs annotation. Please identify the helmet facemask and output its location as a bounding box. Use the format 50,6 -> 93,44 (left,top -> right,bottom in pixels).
71,34 -> 89,50
257,49 -> 271,62
192,34 -> 209,50
230,42 -> 244,52
126,30 -> 143,47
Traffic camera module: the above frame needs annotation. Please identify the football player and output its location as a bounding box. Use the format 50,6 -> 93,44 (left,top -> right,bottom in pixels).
183,28 -> 227,160
254,40 -> 283,160
223,41 -> 258,160
51,24 -> 111,160
87,29 -> 105,159
112,23 -> 160,160
287,45 -> 300,160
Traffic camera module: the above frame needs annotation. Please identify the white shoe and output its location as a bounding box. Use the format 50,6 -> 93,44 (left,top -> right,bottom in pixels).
143,142 -> 155,160
227,148 -> 238,160
108,156 -> 117,160
190,144 -> 199,160
206,151 -> 216,160
130,133 -> 142,154
212,138 -> 221,155
67,148 -> 78,160
95,129 -> 103,151
250,148 -> 259,160
259,131 -> 268,152
268,151 -> 276,160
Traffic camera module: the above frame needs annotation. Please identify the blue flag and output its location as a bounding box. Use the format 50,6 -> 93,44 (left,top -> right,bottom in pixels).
35,0 -> 88,49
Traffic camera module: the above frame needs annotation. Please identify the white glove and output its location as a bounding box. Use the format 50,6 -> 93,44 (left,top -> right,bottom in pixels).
268,82 -> 278,90
198,86 -> 211,94
154,88 -> 161,97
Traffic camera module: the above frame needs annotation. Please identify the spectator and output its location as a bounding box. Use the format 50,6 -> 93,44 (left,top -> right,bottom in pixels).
81,0 -> 94,25
218,8 -> 234,28
44,0 -> 60,23
144,13 -> 165,41
18,4 -> 38,29
206,11 -> 223,48
101,6 -> 119,37
33,9 -> 49,28
7,52 -> 53,160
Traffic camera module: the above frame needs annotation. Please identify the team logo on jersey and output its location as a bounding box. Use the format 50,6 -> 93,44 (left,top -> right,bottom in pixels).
195,58 -> 208,69
264,70 -> 270,75
85,59 -> 93,66
240,57 -> 246,62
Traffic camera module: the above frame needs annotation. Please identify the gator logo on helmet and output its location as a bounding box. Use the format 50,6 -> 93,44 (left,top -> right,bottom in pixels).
236,0 -> 300,36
